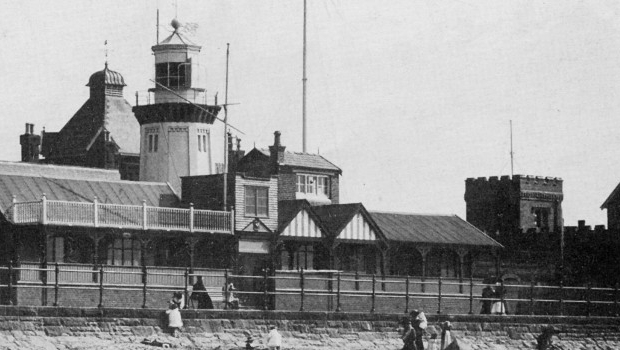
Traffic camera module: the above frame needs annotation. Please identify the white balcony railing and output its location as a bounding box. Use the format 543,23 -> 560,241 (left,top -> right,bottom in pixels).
9,196 -> 233,234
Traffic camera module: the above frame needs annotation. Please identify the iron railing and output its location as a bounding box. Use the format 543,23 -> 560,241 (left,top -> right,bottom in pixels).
1,262 -> 619,316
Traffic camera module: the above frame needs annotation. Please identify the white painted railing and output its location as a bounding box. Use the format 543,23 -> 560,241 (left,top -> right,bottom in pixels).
9,196 -> 233,234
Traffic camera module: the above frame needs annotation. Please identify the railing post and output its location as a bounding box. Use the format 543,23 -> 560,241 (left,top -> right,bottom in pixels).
469,274 -> 474,315
142,200 -> 147,230
224,269 -> 229,310
405,274 -> 410,314
586,281 -> 592,317
53,262 -> 59,306
530,278 -> 535,316
500,278 -> 505,315
98,265 -> 104,308
11,195 -> 16,222
371,274 -> 376,313
615,282 -> 619,317
41,194 -> 47,225
559,280 -> 564,316
142,265 -> 148,309
335,271 -> 342,312
189,203 -> 194,233
355,270 -> 360,290
437,275 -> 442,314
230,208 -> 235,234
93,197 -> 99,228
299,268 -> 305,312
7,260 -> 13,305
184,268 -> 190,309
263,268 -> 269,311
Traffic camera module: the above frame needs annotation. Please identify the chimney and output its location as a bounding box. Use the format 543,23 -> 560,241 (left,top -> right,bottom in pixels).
268,131 -> 286,173
20,123 -> 41,163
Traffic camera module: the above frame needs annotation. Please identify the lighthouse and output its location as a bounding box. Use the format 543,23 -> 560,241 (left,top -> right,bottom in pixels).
133,19 -> 221,194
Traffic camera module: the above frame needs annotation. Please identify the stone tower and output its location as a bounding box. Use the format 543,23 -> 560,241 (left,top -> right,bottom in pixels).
133,19 -> 221,194
464,175 -> 563,235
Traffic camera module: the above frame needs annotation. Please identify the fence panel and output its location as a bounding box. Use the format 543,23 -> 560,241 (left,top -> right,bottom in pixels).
99,204 -> 142,228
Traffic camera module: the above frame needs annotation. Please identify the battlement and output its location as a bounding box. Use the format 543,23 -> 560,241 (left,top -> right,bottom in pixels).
465,174 -> 563,197
465,174 -> 562,185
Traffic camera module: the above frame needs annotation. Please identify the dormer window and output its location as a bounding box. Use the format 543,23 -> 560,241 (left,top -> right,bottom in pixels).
296,174 -> 329,197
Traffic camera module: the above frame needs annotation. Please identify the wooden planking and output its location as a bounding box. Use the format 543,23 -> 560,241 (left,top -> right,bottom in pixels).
336,213 -> 376,241
281,209 -> 322,238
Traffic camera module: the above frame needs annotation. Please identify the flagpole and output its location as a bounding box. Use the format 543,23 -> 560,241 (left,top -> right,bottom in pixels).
223,43 -> 230,211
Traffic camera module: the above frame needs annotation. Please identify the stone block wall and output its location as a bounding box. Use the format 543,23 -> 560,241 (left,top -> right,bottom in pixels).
0,307 -> 619,349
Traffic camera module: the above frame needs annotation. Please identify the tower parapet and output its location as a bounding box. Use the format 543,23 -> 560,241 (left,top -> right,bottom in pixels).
465,175 -> 563,235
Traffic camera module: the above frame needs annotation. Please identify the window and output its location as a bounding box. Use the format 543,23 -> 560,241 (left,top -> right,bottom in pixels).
198,134 -> 208,152
147,134 -> 159,153
107,238 -> 141,266
245,186 -> 268,217
296,174 -> 329,196
155,62 -> 190,89
532,207 -> 550,229
281,244 -> 314,270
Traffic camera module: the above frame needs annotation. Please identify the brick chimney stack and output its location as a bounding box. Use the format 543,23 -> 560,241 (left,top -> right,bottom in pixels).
269,131 -> 286,173
20,123 -> 41,163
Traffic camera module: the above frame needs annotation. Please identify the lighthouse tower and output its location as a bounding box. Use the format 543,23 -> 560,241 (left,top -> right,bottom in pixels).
133,19 -> 221,194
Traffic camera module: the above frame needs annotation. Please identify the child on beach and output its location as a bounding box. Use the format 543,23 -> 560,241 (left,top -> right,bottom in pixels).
166,302 -> 183,337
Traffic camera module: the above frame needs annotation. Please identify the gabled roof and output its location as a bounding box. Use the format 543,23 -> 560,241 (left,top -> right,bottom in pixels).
278,199 -> 325,233
601,182 -> 620,209
369,211 -> 502,247
312,203 -> 384,241
257,148 -> 341,173
0,164 -> 178,214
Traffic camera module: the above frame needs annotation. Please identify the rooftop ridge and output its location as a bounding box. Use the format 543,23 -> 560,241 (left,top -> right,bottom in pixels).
369,209 -> 456,217
0,161 -> 121,181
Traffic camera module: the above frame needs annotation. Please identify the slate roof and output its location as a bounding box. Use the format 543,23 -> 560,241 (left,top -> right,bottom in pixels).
369,211 -> 502,247
0,163 -> 178,214
278,199 -> 325,233
258,149 -> 341,173
46,89 -> 140,158
0,161 -> 120,181
601,182 -> 620,209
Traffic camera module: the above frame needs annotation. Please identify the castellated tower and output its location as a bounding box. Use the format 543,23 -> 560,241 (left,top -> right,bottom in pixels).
464,175 -> 563,235
133,19 -> 221,194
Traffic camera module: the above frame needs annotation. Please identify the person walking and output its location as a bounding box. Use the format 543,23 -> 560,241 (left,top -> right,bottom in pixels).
401,319 -> 417,350
410,310 -> 427,350
265,325 -> 282,350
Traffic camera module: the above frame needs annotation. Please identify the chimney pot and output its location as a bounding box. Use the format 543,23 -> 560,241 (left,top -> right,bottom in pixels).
274,131 -> 281,147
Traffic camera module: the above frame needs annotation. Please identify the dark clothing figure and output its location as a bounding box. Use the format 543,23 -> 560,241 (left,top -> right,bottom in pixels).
401,322 -> 417,350
480,285 -> 494,314
190,277 -> 214,309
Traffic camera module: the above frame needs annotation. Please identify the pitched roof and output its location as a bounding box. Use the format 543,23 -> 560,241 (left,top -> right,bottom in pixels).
369,211 -> 502,247
278,200 -> 323,232
0,161 -> 120,181
257,148 -> 341,173
48,94 -> 140,157
0,164 -> 178,214
601,182 -> 620,209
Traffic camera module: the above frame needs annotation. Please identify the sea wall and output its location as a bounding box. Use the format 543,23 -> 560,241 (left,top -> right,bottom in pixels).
0,306 -> 619,349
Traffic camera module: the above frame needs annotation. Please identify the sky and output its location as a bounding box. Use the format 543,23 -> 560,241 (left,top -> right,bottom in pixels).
1,1 -> 620,227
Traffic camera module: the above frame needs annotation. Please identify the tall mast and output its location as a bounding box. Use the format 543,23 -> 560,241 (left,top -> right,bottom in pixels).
156,9 -> 159,44
223,43 -> 230,211
302,0 -> 308,153
510,120 -> 514,177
